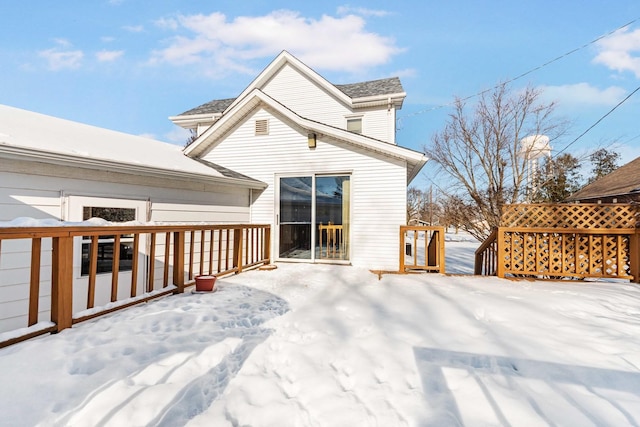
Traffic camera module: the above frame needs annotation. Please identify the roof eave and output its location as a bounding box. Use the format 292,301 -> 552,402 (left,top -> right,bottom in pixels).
351,92 -> 406,109
169,113 -> 223,129
0,143 -> 267,190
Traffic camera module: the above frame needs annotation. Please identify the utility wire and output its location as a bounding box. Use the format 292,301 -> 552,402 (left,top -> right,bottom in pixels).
555,85 -> 640,155
400,17 -> 640,120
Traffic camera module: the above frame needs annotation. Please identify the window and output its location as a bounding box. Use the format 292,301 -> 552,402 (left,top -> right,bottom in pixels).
255,119 -> 269,135
80,206 -> 136,276
346,117 -> 362,134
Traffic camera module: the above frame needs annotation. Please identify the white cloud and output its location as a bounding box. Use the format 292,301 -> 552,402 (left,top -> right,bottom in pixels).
53,38 -> 72,48
96,50 -> 124,62
154,17 -> 179,31
123,24 -> 144,33
149,10 -> 402,76
393,68 -> 417,79
38,47 -> 83,70
164,126 -> 192,145
593,27 -> 640,78
539,82 -> 627,107
336,5 -> 390,17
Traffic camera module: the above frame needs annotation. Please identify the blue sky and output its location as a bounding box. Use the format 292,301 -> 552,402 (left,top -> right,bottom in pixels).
2,1 -> 639,188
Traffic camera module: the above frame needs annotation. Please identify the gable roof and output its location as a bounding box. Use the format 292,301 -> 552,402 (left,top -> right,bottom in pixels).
566,155 -> 640,201
183,89 -> 427,183
0,104 -> 265,189
170,51 -> 406,127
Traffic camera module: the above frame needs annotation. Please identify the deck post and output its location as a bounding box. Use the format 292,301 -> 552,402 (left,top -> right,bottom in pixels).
233,227 -> 244,274
28,238 -> 42,326
264,226 -> 271,264
630,230 -> 640,283
51,235 -> 73,332
438,229 -> 446,274
496,228 -> 505,279
399,226 -> 406,273
172,231 -> 185,293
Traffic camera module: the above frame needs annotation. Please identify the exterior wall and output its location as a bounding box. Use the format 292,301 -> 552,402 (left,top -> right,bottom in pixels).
202,107 -> 408,270
0,161 -> 249,222
0,162 -> 251,334
262,63 -> 396,144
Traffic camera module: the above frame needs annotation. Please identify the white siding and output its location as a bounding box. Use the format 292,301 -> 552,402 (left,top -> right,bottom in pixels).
202,108 -> 407,270
0,167 -> 250,223
359,107 -> 397,145
0,166 -> 251,333
263,64 -> 351,128
261,64 -> 396,144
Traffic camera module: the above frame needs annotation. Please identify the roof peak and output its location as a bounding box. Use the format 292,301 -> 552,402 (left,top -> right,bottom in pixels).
176,75 -> 403,117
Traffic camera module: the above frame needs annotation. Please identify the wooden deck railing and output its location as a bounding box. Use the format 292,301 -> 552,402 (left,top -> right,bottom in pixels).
474,228 -> 498,276
474,204 -> 640,282
495,227 -> 639,281
0,223 -> 270,348
399,226 -> 446,273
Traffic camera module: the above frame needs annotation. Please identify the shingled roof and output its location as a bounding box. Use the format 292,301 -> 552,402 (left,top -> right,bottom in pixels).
566,155 -> 640,202
177,77 -> 404,117
180,98 -> 235,116
334,77 -> 404,98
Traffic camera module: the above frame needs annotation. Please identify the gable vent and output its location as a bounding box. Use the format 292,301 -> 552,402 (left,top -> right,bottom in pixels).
255,119 -> 269,135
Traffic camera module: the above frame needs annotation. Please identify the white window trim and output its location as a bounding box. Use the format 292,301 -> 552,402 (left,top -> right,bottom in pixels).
345,114 -> 363,134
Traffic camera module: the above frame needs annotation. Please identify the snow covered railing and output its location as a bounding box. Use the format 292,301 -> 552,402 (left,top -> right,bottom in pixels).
400,226 -> 445,273
0,223 -> 270,348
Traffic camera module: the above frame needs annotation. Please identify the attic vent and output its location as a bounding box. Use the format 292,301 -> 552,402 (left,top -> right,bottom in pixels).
255,119 -> 269,135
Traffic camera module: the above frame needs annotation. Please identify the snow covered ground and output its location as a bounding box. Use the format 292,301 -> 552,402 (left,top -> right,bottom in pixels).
1,235 -> 640,426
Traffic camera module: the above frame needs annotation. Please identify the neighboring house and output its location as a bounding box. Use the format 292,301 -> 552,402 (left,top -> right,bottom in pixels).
566,156 -> 640,204
172,51 -> 428,270
0,104 -> 265,332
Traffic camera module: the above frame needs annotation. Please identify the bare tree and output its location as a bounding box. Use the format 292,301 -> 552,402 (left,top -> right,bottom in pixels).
184,129 -> 198,147
407,187 -> 426,224
407,186 -> 441,225
425,83 -> 567,241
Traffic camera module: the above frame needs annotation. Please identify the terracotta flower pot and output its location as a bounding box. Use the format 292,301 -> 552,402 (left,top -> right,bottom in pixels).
195,275 -> 216,292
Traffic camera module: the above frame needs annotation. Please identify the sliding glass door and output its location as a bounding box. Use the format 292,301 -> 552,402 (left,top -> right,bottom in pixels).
278,175 -> 350,261
279,177 -> 313,259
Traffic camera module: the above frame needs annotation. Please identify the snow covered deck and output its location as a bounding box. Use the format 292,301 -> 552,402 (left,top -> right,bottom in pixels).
1,260 -> 639,426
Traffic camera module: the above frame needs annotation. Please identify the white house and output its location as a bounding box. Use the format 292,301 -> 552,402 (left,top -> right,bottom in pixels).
172,51 -> 427,270
0,51 -> 427,333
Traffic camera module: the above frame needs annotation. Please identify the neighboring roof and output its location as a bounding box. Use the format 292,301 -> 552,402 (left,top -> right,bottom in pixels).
335,77 -> 404,99
566,155 -> 640,201
183,89 -> 428,183
0,104 -> 265,189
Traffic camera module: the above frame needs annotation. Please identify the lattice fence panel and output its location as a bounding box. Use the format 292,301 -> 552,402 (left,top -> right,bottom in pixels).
500,230 -> 632,279
501,204 -> 639,229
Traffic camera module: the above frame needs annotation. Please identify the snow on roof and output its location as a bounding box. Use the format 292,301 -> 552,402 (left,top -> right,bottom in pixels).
0,104 -> 262,186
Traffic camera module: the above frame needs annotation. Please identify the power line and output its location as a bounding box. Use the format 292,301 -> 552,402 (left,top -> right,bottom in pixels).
399,17 -> 640,121
555,85 -> 640,155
